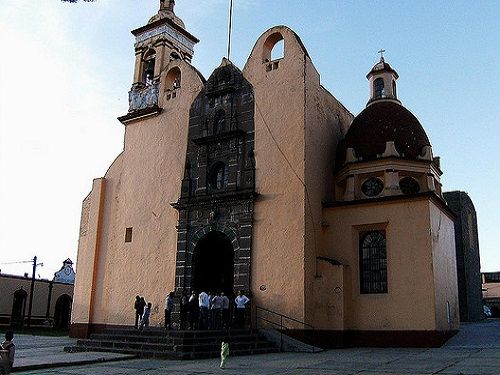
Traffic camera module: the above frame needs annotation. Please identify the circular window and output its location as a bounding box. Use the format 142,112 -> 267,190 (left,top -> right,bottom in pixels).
209,162 -> 228,190
399,177 -> 420,195
361,178 -> 384,197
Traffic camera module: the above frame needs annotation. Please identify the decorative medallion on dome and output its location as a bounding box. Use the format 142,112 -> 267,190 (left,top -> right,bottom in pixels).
361,178 -> 384,197
399,177 -> 420,195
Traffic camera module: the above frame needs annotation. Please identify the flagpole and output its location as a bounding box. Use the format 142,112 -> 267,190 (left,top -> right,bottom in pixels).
227,0 -> 234,60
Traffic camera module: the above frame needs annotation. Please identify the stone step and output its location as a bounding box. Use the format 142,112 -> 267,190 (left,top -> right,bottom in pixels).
89,332 -> 262,344
98,328 -> 256,337
66,328 -> 279,359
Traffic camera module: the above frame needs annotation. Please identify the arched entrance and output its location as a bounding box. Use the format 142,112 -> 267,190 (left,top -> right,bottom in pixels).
192,231 -> 234,296
54,294 -> 72,329
11,289 -> 27,328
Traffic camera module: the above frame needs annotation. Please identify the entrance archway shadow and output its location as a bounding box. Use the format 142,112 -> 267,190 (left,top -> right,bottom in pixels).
54,294 -> 72,329
192,231 -> 234,296
11,289 -> 27,328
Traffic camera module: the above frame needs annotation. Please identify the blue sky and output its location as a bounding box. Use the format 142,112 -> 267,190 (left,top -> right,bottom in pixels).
0,0 -> 499,278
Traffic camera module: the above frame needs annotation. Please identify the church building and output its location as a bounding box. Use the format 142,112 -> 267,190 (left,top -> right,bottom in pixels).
71,1 -> 459,346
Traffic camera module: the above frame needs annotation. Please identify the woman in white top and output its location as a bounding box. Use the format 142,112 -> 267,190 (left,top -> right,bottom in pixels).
234,290 -> 250,328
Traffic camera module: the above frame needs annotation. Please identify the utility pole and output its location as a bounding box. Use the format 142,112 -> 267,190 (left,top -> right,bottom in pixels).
227,0 -> 234,60
27,256 -> 37,328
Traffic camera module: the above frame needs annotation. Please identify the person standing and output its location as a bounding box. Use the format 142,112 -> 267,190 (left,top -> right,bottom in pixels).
140,302 -> 152,330
0,331 -> 15,375
221,292 -> 230,330
136,296 -> 146,329
189,291 -> 199,330
211,292 -> 224,330
164,292 -> 175,330
179,290 -> 189,330
234,290 -> 250,328
207,291 -> 214,329
134,296 -> 142,329
198,291 -> 210,330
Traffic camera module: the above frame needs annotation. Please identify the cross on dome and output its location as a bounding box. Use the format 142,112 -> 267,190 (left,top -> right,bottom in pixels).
378,49 -> 386,61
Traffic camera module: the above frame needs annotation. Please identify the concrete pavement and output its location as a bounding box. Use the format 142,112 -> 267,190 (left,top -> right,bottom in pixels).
12,319 -> 500,374
11,335 -> 133,372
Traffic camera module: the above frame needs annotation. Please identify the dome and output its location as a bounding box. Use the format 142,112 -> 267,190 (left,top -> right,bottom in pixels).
148,11 -> 186,29
337,101 -> 431,168
367,57 -> 399,79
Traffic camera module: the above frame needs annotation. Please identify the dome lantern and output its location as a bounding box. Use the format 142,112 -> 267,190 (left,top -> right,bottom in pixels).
366,51 -> 400,106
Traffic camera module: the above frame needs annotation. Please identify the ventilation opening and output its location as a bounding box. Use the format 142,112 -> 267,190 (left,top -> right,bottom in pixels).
125,227 -> 133,243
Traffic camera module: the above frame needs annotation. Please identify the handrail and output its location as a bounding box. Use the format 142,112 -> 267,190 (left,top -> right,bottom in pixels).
256,306 -> 315,329
254,305 -> 317,352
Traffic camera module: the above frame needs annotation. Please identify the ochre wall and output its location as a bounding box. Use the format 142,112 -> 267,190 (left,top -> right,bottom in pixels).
72,177 -> 107,326
243,27 -> 307,320
322,198 -> 440,331
429,201 -> 460,330
311,262 -> 346,330
73,61 -> 204,328
303,58 -> 353,326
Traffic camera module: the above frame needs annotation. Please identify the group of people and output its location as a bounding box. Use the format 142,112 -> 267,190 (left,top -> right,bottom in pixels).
133,296 -> 153,329
135,290 -> 250,331
169,290 -> 250,330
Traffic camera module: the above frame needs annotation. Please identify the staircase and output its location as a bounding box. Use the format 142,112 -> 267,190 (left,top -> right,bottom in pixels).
65,327 -> 278,359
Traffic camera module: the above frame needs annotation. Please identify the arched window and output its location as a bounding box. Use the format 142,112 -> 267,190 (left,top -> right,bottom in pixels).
359,231 -> 387,294
399,177 -> 420,195
262,32 -> 284,63
213,109 -> 226,134
142,49 -> 156,84
392,80 -> 397,98
209,162 -> 228,190
374,78 -> 384,98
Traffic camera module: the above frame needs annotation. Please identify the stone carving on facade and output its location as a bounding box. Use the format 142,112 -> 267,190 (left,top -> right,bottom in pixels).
128,80 -> 160,112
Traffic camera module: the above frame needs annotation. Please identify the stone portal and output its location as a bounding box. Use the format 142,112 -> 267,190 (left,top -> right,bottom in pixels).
172,59 -> 256,296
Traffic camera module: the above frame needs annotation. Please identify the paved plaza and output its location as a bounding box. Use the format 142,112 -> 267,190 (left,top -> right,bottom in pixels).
11,320 -> 500,374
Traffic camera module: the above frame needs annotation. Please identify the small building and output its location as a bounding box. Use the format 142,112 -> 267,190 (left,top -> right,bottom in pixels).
53,258 -> 76,284
0,260 -> 75,329
443,191 -> 483,321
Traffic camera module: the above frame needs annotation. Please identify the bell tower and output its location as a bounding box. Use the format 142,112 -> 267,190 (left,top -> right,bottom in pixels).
130,0 -> 199,86
118,1 -> 200,120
